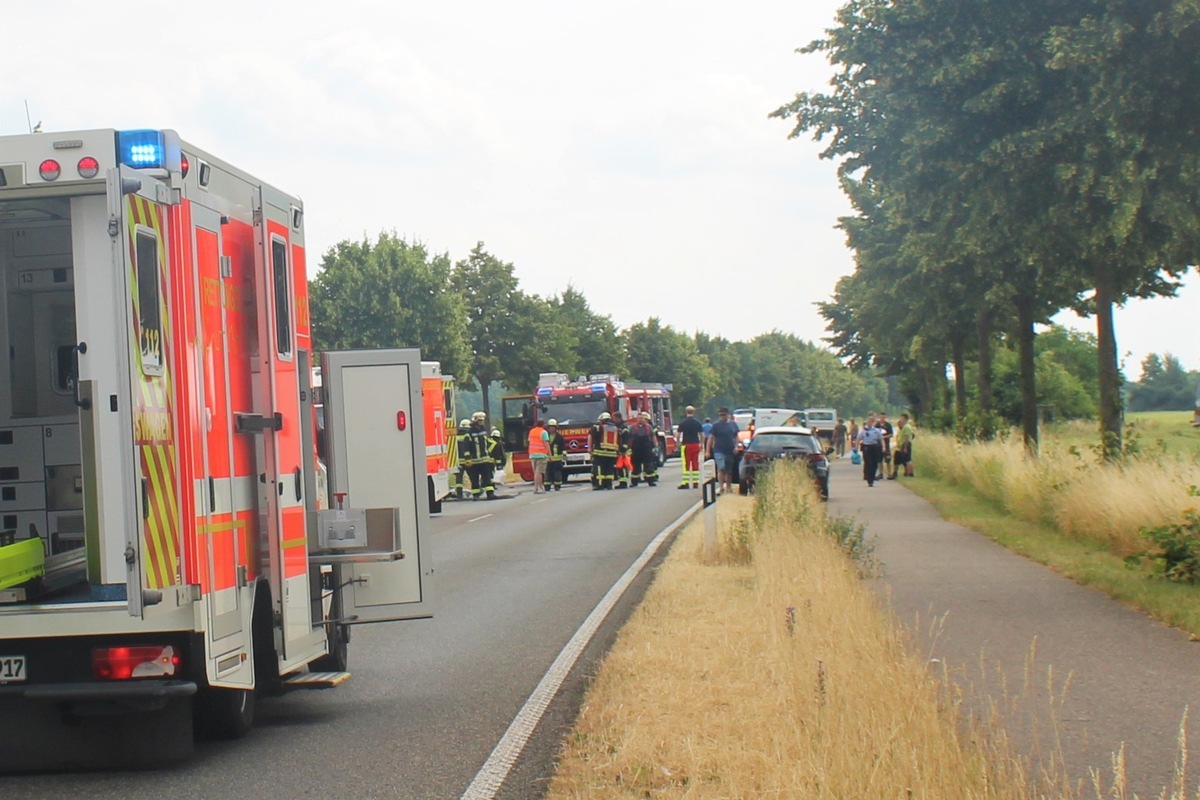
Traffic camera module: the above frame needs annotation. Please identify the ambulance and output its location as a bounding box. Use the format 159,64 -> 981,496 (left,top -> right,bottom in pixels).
0,129 -> 430,768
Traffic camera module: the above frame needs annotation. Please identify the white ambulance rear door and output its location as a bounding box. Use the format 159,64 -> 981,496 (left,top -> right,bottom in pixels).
320,348 -> 431,623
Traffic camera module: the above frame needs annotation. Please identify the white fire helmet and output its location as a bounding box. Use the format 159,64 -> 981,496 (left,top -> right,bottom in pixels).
546,419 -> 558,426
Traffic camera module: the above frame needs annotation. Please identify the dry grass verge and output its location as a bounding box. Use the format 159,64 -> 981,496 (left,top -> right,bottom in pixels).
916,433 -> 1200,557
547,463 -> 1064,799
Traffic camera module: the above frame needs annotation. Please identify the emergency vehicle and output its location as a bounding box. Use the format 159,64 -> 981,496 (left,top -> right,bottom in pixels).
422,361 -> 454,512
0,129 -> 430,769
502,373 -> 677,482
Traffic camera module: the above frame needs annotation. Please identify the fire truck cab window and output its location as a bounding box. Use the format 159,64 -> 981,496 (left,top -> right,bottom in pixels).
135,229 -> 162,374
272,238 -> 292,357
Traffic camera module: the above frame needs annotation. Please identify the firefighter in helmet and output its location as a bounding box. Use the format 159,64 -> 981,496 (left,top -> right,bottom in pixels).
629,410 -> 659,487
488,427 -> 506,486
455,419 -> 475,499
612,411 -> 631,489
590,411 -> 619,490
468,413 -> 495,500
545,419 -> 566,491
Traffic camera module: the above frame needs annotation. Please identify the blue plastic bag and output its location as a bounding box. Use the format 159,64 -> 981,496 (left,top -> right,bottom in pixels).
850,449 -> 862,465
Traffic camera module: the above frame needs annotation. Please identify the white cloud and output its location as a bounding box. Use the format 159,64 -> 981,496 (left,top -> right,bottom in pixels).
1,0 -> 1192,374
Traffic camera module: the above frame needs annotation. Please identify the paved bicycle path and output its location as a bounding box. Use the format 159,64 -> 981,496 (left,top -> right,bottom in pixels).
828,460 -> 1200,798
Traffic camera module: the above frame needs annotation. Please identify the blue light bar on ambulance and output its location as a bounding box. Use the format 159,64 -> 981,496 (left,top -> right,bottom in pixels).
118,129 -> 167,169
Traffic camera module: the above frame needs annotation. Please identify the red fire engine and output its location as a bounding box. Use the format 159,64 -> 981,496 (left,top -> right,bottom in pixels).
0,129 -> 430,768
502,373 -> 677,482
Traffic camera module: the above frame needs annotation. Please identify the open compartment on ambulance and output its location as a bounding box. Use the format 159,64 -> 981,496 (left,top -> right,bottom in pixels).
0,197 -> 87,601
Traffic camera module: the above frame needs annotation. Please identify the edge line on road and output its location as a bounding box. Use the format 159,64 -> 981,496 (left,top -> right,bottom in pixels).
460,500 -> 704,800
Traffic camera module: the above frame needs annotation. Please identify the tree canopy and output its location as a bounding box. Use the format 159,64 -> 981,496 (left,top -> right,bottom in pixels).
776,0 -> 1200,453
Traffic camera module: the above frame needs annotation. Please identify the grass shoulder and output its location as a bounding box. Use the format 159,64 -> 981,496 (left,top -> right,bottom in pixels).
902,472 -> 1200,637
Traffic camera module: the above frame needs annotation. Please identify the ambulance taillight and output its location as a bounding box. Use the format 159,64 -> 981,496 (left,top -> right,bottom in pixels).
91,645 -> 181,680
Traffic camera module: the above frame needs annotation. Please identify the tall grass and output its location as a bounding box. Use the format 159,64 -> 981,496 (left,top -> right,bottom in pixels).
547,463 -> 1071,799
918,431 -> 1200,556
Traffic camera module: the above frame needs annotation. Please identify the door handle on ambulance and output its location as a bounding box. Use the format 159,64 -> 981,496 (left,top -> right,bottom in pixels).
294,467 -> 302,502
71,342 -> 91,410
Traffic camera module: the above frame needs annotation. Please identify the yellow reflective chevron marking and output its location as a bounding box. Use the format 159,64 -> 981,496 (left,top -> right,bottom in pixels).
127,194 -> 180,591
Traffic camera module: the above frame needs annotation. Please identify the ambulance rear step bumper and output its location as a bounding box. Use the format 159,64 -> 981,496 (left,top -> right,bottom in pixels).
0,679 -> 197,713
283,671 -> 350,690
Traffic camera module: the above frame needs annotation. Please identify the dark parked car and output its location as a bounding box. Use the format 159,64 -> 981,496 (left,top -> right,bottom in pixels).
738,426 -> 830,499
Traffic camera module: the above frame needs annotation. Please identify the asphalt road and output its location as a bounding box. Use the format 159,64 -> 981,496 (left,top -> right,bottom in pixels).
0,464 -> 698,800
828,455 -> 1200,799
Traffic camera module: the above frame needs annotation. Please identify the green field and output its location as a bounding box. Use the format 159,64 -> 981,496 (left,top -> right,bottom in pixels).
1037,410 -> 1200,459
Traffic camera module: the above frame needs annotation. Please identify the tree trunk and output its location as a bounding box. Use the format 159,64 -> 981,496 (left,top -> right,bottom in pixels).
1015,293 -> 1039,455
1094,268 -> 1123,459
915,364 -> 934,421
478,376 -> 491,424
974,304 -> 993,419
950,333 -> 967,421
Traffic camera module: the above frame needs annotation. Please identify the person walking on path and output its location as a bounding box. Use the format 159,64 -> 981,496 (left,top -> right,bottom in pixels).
848,418 -> 859,453
889,413 -> 915,479
676,405 -> 704,488
856,415 -> 884,487
833,418 -> 848,457
527,419 -> 549,494
876,412 -> 893,481
705,407 -> 740,495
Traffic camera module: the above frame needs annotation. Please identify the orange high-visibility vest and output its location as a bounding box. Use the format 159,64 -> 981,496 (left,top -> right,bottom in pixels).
528,426 -> 549,456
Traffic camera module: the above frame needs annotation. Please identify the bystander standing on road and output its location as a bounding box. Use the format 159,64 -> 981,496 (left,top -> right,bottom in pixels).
856,415 -> 884,488
527,419 -> 549,494
848,418 -> 859,453
705,407 -> 740,495
676,405 -> 704,489
702,417 -> 713,437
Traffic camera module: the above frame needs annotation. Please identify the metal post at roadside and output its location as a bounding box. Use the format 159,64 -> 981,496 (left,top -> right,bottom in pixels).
702,458 -> 718,557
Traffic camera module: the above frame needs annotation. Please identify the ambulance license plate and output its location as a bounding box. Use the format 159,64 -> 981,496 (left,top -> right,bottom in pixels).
0,655 -> 26,682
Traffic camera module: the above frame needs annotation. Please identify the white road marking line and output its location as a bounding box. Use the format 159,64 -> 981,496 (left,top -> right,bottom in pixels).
533,498 -> 548,504
468,514 -> 493,523
460,500 -> 703,800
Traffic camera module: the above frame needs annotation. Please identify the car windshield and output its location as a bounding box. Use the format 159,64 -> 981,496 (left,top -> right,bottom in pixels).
749,432 -> 819,454
541,396 -> 607,426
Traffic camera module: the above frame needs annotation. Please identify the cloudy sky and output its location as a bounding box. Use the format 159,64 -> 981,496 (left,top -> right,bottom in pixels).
3,1 -> 1194,379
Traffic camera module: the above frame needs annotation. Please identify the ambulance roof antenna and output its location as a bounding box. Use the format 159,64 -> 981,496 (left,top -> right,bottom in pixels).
24,101 -> 41,134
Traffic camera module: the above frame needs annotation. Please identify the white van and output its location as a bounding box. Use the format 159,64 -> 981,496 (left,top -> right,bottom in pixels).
805,408 -> 837,437
754,408 -> 807,428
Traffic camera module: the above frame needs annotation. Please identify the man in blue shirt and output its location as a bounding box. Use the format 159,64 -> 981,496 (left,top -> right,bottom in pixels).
706,407 -> 740,495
